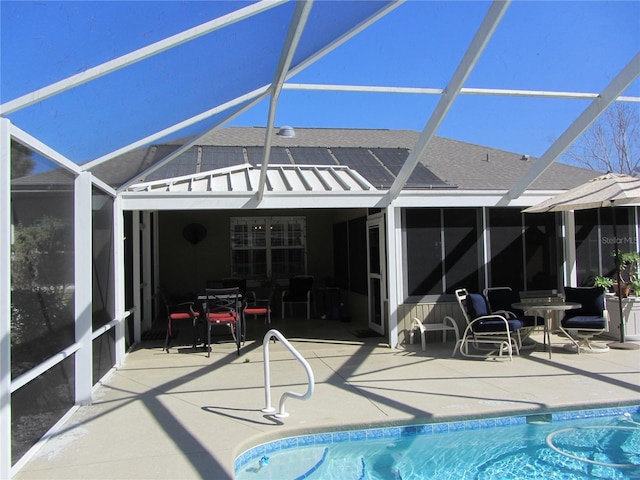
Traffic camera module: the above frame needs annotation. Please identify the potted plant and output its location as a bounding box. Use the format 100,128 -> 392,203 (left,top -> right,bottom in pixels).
610,251 -> 640,297
605,250 -> 640,341
593,275 -> 615,290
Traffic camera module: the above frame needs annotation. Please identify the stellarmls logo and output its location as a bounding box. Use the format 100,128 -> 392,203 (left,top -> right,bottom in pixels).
602,236 -> 637,245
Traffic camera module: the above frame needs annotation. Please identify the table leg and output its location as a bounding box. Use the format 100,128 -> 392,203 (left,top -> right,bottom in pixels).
544,313 -> 552,359
533,308 -> 552,359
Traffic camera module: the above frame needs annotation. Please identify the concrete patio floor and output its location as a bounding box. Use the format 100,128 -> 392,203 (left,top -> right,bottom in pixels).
13,318 -> 640,479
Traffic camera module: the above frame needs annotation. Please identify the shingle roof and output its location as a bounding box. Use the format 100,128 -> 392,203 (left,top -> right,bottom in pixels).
93,126 -> 601,191
189,127 -> 602,190
423,136 -> 599,190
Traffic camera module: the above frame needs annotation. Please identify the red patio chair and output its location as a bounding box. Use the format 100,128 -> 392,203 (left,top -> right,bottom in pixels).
243,281 -> 275,328
162,290 -> 200,353
203,287 -> 242,357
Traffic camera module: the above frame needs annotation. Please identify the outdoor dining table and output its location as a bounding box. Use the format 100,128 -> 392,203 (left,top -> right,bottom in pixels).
511,301 -> 581,359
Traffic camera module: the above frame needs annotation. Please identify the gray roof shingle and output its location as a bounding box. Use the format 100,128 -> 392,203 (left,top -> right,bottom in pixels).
92,126 -> 601,190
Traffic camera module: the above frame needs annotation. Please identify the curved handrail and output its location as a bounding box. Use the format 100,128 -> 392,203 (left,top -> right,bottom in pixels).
261,329 -> 314,418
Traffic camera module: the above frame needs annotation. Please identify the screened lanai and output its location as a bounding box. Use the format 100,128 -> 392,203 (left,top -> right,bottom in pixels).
2,0 -> 639,476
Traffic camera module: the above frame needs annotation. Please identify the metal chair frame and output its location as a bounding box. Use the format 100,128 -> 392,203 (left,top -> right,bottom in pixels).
454,288 -> 522,360
161,290 -> 199,353
203,287 -> 242,357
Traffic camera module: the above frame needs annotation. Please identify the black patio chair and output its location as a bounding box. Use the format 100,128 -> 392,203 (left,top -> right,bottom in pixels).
560,286 -> 609,354
281,275 -> 314,319
484,286 -> 544,349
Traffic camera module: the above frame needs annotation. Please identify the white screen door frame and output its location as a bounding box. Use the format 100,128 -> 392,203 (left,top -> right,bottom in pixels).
367,214 -> 386,335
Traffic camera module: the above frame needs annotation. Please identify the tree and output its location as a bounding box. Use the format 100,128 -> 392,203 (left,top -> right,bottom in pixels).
11,140 -> 36,179
564,103 -> 640,175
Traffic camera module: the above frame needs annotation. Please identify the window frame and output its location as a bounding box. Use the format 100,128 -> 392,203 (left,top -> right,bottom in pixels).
230,216 -> 307,279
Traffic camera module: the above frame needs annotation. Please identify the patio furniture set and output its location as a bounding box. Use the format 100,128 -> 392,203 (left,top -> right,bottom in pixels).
161,275 -> 315,356
412,286 -> 610,360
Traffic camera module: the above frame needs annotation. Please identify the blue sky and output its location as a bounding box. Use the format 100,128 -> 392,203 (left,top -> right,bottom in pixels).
230,1 -> 640,160
1,1 -> 639,165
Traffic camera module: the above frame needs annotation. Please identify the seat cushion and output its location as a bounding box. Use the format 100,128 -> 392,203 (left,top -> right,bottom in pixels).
474,318 -> 524,333
207,311 -> 237,323
244,307 -> 269,315
562,315 -> 606,330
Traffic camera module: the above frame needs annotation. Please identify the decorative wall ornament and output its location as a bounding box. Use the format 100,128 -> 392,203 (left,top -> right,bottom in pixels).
182,223 -> 207,245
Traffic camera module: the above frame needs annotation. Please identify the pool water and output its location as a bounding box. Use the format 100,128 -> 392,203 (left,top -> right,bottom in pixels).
235,406 -> 640,480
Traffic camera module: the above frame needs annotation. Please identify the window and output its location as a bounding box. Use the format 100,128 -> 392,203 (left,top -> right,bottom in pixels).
575,207 -> 634,286
230,216 -> 306,278
404,207 -> 561,299
488,208 -> 559,291
405,208 -> 480,296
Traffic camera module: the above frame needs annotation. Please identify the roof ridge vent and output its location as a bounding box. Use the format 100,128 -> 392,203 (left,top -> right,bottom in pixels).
277,126 -> 296,138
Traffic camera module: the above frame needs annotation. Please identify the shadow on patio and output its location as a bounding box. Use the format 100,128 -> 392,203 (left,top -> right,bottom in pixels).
14,319 -> 640,480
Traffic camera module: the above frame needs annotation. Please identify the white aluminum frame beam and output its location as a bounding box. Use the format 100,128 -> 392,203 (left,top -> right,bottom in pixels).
132,211 -> 142,344
8,125 -> 82,177
284,83 -> 640,103
258,0 -> 314,202
387,0 -> 510,201
74,172 -> 93,406
0,1 -> 286,116
92,79 -> 640,178
0,118 -> 11,480
113,196 -> 127,366
142,211 -> 153,332
114,90 -> 271,192
114,0 -> 403,192
505,52 -> 640,203
385,205 -> 402,349
84,86 -> 270,171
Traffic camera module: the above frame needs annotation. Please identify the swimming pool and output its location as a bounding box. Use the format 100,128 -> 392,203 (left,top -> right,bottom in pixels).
235,405 -> 640,479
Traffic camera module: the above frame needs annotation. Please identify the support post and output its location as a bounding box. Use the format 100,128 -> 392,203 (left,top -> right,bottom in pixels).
0,117 -> 12,480
74,172 -> 93,405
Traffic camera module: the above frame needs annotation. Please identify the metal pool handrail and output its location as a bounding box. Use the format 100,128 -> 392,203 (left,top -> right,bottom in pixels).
261,329 -> 314,418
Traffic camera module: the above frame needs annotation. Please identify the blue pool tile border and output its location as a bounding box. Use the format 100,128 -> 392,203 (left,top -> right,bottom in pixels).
234,404 -> 640,473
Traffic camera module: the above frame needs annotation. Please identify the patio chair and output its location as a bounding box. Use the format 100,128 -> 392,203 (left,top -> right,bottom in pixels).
484,287 -> 544,348
243,280 -> 275,327
203,287 -> 242,357
560,286 -> 609,354
454,289 -> 524,360
222,277 -> 247,296
161,290 -> 200,353
281,275 -> 314,319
